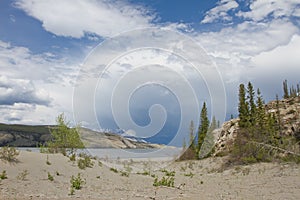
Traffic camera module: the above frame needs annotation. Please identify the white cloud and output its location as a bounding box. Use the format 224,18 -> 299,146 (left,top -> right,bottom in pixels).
196,19 -> 299,83
0,40 -> 77,125
201,0 -> 239,24
251,34 -> 300,71
237,0 -> 300,22
0,75 -> 51,106
14,0 -> 156,38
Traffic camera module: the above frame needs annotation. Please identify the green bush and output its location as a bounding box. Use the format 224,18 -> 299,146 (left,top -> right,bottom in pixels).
17,170 -> 29,181
184,172 -> 194,178
70,173 -> 85,190
153,176 -> 175,187
77,154 -> 94,170
48,172 -> 54,181
110,167 -> 118,173
69,153 -> 76,162
120,171 -> 129,177
46,155 -> 51,165
0,146 -> 19,162
161,169 -> 175,177
0,170 -> 7,180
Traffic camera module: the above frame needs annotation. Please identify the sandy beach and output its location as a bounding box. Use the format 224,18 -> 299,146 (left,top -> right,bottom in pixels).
0,150 -> 299,199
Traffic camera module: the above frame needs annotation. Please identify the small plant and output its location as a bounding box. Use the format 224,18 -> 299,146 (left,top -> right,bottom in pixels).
96,175 -> 100,179
48,172 -> 54,181
69,187 -> 75,196
161,169 -> 175,177
39,143 -> 49,153
98,161 -> 103,167
0,170 -> 8,180
200,180 -> 204,184
46,155 -> 51,165
120,171 -> 129,177
137,170 -> 150,176
123,163 -> 133,173
0,146 -> 19,162
153,176 -> 175,187
70,173 -> 85,190
69,153 -> 76,162
184,172 -> 194,178
77,154 -> 94,170
110,167 -> 118,173
17,170 -> 29,181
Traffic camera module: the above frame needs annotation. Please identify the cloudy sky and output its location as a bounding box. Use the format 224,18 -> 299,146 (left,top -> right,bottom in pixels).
1,0 -> 300,145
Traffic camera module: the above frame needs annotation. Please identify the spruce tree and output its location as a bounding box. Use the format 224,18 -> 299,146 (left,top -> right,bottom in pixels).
238,84 -> 250,128
189,120 -> 195,150
247,82 -> 256,126
197,102 -> 209,155
256,88 -> 266,130
283,80 -> 289,99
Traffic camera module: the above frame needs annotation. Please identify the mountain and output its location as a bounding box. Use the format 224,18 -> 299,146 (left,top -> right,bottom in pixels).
0,124 -> 163,148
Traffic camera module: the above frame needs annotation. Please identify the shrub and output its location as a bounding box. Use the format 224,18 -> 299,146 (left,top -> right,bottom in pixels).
17,170 -> 29,181
0,146 -> 19,162
184,172 -> 194,178
120,171 -> 129,177
110,168 -> 118,173
77,154 -> 94,170
153,176 -> 175,187
137,171 -> 150,176
70,173 -> 85,190
46,155 -> 51,165
0,170 -> 7,179
48,172 -> 54,181
161,169 -> 175,177
69,153 -> 76,162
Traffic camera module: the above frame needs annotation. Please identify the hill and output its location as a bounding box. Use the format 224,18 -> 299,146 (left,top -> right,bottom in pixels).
0,124 -> 162,149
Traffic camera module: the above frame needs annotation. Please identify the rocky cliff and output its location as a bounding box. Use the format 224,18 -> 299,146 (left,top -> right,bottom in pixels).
213,96 -> 300,156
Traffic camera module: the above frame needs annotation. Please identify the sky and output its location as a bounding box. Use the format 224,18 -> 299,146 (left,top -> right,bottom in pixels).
1,0 -> 300,145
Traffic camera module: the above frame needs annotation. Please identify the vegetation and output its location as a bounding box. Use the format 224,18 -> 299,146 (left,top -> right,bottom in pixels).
17,170 -> 29,181
77,153 -> 94,170
197,102 -> 210,155
161,169 -> 175,177
153,176 -> 175,187
230,81 -> 300,165
0,146 -> 19,162
48,113 -> 84,155
48,172 -> 54,181
110,167 -> 118,173
0,170 -> 7,180
46,155 -> 51,165
69,173 -> 85,195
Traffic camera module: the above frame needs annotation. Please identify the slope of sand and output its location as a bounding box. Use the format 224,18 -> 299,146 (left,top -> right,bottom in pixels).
0,151 -> 300,200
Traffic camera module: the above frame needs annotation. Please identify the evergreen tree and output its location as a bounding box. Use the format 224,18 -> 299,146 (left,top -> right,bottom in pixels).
256,88 -> 266,132
283,80 -> 289,99
238,84 -> 250,128
197,102 -> 210,155
189,120 -> 195,150
182,137 -> 186,151
275,94 -> 282,135
247,82 -> 256,126
209,116 -> 217,132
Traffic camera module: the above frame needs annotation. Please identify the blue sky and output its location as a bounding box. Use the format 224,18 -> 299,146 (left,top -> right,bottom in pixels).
1,0 -> 300,145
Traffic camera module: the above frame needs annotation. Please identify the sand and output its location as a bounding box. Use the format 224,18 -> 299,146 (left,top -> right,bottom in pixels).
0,150 -> 300,200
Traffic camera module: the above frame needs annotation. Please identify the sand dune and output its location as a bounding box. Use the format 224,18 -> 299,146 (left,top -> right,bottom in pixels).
0,150 -> 300,199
